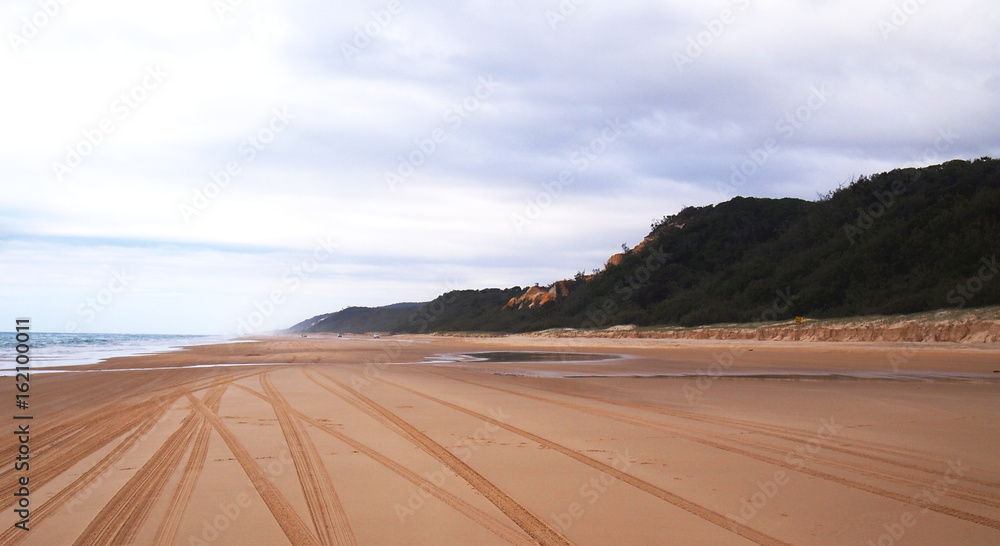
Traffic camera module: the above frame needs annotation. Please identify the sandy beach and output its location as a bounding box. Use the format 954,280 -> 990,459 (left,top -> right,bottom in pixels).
2,334 -> 999,545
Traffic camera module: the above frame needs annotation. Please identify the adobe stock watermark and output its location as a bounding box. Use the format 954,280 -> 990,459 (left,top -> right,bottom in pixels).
863,460 -> 965,546
946,255 -> 998,309
341,0 -> 405,61
179,107 -> 293,223
581,246 -> 671,328
385,75 -> 500,192
717,84 -> 832,198
682,287 -> 798,405
350,278 -> 463,392
887,344 -> 918,372
65,411 -> 166,515
52,65 -> 168,182
187,449 -> 295,544
545,0 -> 588,30
673,0 -> 752,72
395,406 -> 512,523
842,177 -> 908,245
878,0 -> 931,42
349,339 -> 404,391
511,117 -> 625,233
844,124 -> 956,245
212,0 -> 250,22
7,0 -> 71,53
549,451 -> 632,534
911,127 -> 958,166
406,284 -> 461,333
727,416 -> 842,524
235,235 -> 338,336
64,269 -> 135,333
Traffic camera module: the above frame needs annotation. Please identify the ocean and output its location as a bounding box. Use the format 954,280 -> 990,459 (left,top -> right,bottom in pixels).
0,332 -> 241,371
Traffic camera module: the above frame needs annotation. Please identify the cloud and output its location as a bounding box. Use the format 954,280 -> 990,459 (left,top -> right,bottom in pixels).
2,0 -> 998,333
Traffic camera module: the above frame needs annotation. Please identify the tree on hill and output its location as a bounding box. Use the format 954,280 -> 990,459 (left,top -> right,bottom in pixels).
290,158 -> 1000,334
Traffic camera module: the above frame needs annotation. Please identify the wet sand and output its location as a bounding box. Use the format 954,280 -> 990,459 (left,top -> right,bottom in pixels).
2,334 -> 999,545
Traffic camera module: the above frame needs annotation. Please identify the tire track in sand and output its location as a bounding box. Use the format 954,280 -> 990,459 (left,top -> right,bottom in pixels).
0,398 -> 173,545
260,372 -> 358,546
152,376 -> 238,545
254,374 -> 535,545
186,392 -> 321,546
1,372 -> 259,544
0,393 -> 181,513
374,376 -> 791,546
310,370 -> 573,546
0,369 -> 255,511
458,371 -> 1000,508
423,369 -> 1000,531
458,374 -> 1000,509
518,376 -> 1000,491
72,382 -> 232,545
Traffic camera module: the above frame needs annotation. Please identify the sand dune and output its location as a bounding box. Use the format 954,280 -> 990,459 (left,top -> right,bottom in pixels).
2,335 -> 998,544
523,307 -> 1000,344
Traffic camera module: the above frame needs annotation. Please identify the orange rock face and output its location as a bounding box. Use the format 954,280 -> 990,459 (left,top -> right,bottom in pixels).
505,236 -> 657,311
503,281 -> 578,310
551,280 -> 575,297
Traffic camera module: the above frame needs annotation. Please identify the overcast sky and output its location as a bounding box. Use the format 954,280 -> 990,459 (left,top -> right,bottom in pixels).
2,0 -> 997,335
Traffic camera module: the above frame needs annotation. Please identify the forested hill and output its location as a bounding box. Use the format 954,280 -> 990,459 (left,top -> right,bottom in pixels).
288,157 -> 1000,334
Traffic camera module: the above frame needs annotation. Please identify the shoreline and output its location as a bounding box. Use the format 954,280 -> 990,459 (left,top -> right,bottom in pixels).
74,333 -> 1000,376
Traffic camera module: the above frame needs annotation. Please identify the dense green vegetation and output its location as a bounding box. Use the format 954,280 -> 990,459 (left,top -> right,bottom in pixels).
290,302 -> 425,334
289,158 -> 1000,334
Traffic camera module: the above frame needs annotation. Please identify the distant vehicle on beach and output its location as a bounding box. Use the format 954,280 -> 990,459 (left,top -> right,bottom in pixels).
373,333 -> 380,339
